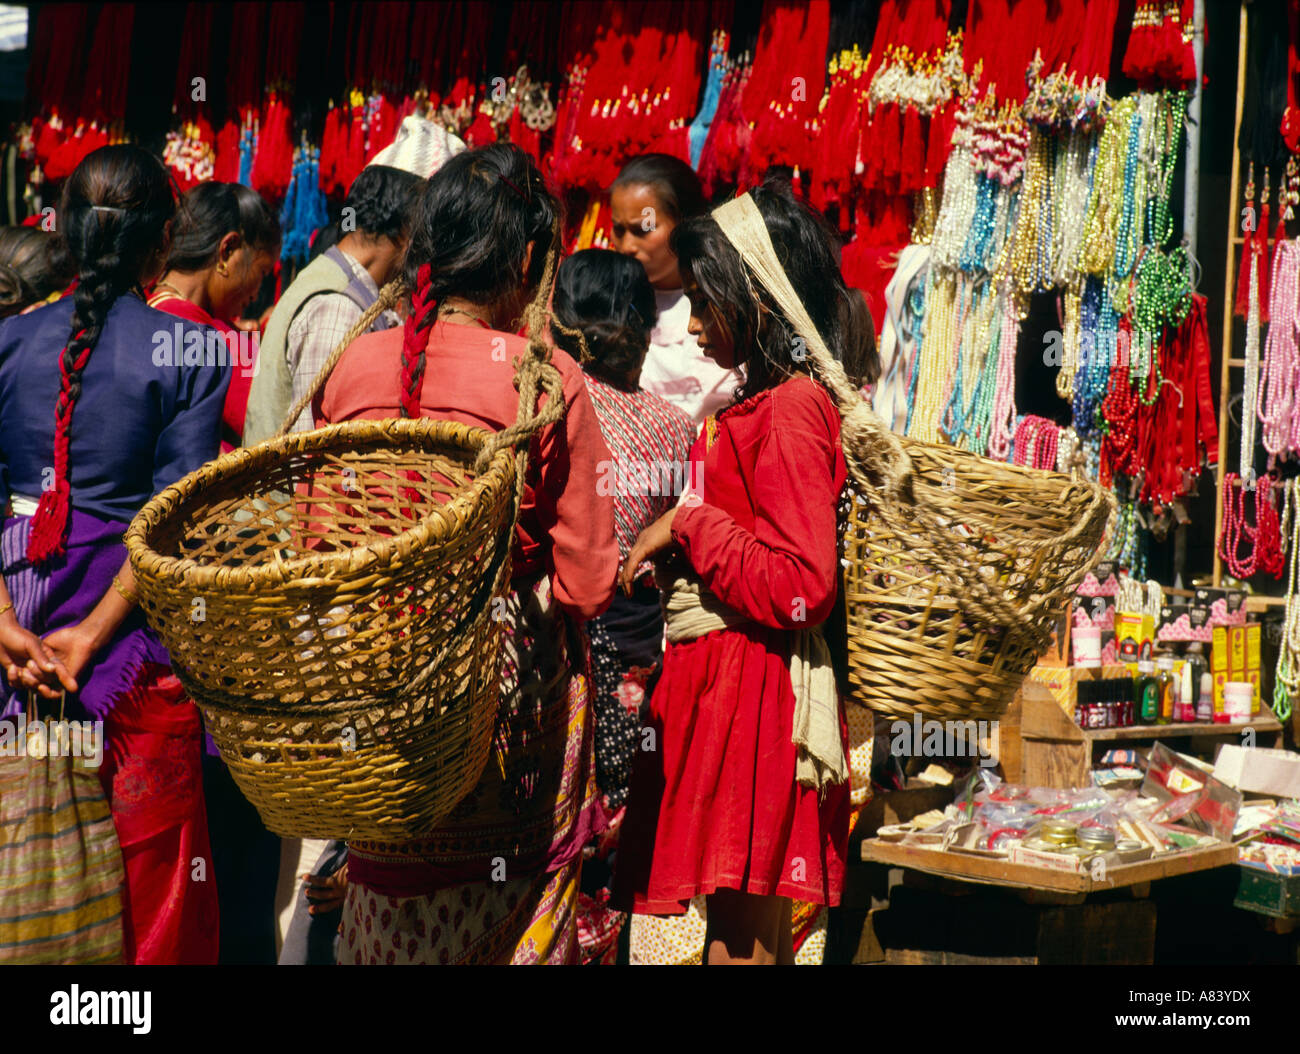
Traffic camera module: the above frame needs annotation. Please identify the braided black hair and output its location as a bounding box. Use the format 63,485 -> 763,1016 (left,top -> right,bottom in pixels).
61,144 -> 175,389
27,145 -> 175,563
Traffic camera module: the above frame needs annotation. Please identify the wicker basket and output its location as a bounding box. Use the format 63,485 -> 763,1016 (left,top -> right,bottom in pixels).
125,418 -> 518,839
841,437 -> 1112,723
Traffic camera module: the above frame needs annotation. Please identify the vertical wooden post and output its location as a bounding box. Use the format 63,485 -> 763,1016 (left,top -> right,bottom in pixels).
1213,2 -> 1250,587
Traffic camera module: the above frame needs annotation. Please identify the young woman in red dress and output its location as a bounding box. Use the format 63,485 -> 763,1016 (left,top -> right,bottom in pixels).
616,177 -> 855,964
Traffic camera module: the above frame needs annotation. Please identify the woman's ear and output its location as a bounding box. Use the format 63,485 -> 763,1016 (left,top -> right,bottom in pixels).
218,230 -> 242,264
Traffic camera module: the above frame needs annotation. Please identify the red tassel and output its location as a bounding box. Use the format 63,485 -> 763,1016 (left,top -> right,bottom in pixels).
900,107 -> 925,194
25,482 -> 71,565
1234,193 -> 1255,318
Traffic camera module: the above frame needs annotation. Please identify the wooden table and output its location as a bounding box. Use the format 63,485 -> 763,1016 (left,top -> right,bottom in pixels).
862,837 -> 1239,895
857,837 -> 1241,964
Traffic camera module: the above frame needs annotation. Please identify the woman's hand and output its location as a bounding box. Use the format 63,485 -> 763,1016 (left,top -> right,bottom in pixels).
619,508 -> 678,596
40,625 -> 100,692
0,617 -> 79,697
303,863 -> 348,916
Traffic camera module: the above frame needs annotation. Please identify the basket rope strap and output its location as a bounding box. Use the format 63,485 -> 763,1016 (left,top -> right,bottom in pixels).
710,194 -> 1105,646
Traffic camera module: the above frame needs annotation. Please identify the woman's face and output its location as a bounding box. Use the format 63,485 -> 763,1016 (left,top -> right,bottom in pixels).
682,275 -> 737,370
611,183 -> 679,291
212,244 -> 275,323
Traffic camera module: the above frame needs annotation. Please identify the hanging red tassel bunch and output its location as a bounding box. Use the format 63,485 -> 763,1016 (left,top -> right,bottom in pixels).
1121,0 -> 1197,88
744,0 -> 830,177
548,1 -> 710,193
161,3 -> 218,192
810,46 -> 866,217
29,4 -> 130,183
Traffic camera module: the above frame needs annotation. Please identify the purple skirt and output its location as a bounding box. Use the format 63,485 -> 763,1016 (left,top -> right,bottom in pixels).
1,508 -> 170,723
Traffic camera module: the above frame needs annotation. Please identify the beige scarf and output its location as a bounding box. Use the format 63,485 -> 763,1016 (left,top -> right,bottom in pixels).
657,566 -> 847,792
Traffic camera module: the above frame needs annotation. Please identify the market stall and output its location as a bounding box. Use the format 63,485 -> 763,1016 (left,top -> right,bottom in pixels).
4,0 -> 1299,972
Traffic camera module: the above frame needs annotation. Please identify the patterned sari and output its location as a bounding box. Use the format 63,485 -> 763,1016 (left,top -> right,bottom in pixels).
1,509 -> 218,964
341,574 -> 601,964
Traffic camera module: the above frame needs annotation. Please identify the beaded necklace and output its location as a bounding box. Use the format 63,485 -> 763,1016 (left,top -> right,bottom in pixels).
986,286 -> 1020,461
902,271 -> 930,436
1274,479 -> 1298,721
1080,99 -> 1135,278
1219,473 -> 1260,579
1056,285 -> 1083,400
1053,130 -> 1097,288
1240,238 -> 1262,478
1106,494 -> 1143,575
910,274 -> 958,443
1109,99 -> 1145,305
961,294 -> 1004,455
1258,237 -> 1299,458
1072,278 -> 1109,438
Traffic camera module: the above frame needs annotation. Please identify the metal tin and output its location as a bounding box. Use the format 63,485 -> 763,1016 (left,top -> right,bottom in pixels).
1020,837 -> 1063,853
1076,827 -> 1117,850
1115,839 -> 1144,852
1041,820 -> 1078,838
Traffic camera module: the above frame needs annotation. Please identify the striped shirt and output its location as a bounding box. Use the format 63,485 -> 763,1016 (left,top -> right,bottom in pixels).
583,372 -> 699,565
285,249 -> 401,432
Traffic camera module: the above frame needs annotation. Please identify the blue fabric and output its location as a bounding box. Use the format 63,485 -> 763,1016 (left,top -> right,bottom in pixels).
0,294 -> 228,522
688,42 -> 727,169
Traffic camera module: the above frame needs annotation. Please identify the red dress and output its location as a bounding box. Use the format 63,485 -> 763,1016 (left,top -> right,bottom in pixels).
618,375 -> 850,914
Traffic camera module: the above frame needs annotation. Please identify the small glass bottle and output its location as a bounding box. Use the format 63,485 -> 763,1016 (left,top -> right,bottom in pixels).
1136,657 -> 1160,725
1155,656 -> 1175,724
1197,671 -> 1213,722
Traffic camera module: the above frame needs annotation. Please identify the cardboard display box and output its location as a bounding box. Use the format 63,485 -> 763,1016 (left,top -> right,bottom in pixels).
1213,744 -> 1300,800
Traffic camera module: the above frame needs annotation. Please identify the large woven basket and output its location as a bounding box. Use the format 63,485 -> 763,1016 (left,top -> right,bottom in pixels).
841,437 -> 1112,723
125,418 -> 517,839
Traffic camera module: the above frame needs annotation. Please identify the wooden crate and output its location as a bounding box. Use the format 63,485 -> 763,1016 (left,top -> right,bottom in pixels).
1234,865 -> 1300,918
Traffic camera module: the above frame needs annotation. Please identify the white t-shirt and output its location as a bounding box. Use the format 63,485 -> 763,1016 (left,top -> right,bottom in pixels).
640,288 -> 741,426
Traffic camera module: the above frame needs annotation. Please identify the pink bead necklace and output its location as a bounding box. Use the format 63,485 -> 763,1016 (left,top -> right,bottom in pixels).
1258,238 -> 1299,459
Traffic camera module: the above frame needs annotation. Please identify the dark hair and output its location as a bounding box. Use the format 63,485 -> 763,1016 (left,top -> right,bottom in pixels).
840,287 -> 880,389
344,164 -> 424,243
167,181 -> 281,272
671,176 -> 849,403
0,227 -> 73,317
309,219 -> 341,261
552,249 -> 657,387
27,144 -> 175,563
610,153 -> 708,224
399,143 -> 560,417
